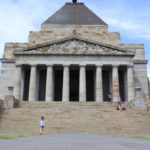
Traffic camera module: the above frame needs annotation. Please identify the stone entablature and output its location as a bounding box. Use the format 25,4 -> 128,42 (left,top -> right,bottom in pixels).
14,57 -> 134,67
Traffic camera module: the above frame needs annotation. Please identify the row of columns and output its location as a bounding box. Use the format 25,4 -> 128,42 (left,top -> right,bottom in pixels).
14,64 -> 135,102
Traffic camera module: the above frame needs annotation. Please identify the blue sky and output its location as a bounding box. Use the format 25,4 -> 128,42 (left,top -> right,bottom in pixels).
0,0 -> 150,77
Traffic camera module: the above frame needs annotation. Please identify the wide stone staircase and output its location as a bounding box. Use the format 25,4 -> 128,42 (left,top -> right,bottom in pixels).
0,102 -> 150,136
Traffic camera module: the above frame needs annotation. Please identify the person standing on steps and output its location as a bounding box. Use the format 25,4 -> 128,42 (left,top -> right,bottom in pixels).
116,96 -> 126,111
116,96 -> 122,111
108,92 -> 112,102
39,116 -> 46,135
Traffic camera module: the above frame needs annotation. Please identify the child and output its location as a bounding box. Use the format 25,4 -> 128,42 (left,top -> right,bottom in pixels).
39,116 -> 45,135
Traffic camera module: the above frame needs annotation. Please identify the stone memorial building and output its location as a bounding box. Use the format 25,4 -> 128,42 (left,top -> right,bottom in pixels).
0,1 -> 149,105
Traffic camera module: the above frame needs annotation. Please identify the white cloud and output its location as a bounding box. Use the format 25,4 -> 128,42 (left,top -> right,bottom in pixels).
106,18 -> 150,39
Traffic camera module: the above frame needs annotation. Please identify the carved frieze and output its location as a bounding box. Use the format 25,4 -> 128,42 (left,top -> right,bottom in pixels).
37,39 -> 125,55
16,38 -> 132,56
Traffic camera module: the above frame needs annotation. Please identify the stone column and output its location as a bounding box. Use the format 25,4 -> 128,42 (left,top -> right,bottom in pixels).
96,65 -> 103,102
79,65 -> 86,102
127,65 -> 135,102
112,65 -> 119,102
29,65 -> 37,101
14,65 -> 22,100
62,65 -> 69,102
46,65 -> 53,101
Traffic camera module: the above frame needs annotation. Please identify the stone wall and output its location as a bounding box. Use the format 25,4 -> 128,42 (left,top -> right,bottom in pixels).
120,44 -> 149,103
133,64 -> 149,105
0,63 -> 15,99
120,44 -> 146,61
28,25 -> 120,46
3,43 -> 27,59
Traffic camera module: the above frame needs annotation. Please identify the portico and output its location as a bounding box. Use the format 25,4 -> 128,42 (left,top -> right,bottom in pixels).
14,62 -> 134,102
12,35 -> 136,103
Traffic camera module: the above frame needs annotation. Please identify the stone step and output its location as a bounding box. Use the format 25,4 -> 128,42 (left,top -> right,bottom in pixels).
20,102 -> 118,108
0,103 -> 150,135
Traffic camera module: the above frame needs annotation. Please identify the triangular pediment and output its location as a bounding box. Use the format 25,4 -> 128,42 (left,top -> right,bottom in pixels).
15,36 -> 135,56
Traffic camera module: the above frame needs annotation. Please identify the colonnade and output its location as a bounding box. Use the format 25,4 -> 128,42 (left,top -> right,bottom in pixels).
14,64 -> 135,102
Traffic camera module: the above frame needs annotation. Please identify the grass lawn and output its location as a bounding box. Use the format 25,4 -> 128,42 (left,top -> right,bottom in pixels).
132,135 -> 150,140
0,134 -> 36,140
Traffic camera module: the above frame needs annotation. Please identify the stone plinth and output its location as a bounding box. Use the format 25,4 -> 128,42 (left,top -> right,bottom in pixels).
4,95 -> 20,109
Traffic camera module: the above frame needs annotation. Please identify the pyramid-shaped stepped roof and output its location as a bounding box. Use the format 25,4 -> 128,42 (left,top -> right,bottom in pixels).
42,2 -> 107,25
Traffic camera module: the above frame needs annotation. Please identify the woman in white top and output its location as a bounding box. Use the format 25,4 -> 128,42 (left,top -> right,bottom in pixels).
39,116 -> 45,135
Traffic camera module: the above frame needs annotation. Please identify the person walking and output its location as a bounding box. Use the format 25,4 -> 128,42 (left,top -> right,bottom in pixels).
39,116 -> 46,135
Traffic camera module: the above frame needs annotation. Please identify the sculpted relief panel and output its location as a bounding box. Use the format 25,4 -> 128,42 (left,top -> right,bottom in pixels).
23,39 -> 125,55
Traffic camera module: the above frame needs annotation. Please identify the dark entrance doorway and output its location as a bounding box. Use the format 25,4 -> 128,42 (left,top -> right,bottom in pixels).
119,67 -> 126,102
54,67 -> 63,101
23,68 -> 30,101
102,68 -> 111,101
69,68 -> 79,101
86,67 -> 95,101
38,69 -> 46,101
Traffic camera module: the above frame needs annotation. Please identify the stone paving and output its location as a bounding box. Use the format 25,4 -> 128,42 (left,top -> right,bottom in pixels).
0,134 -> 150,150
